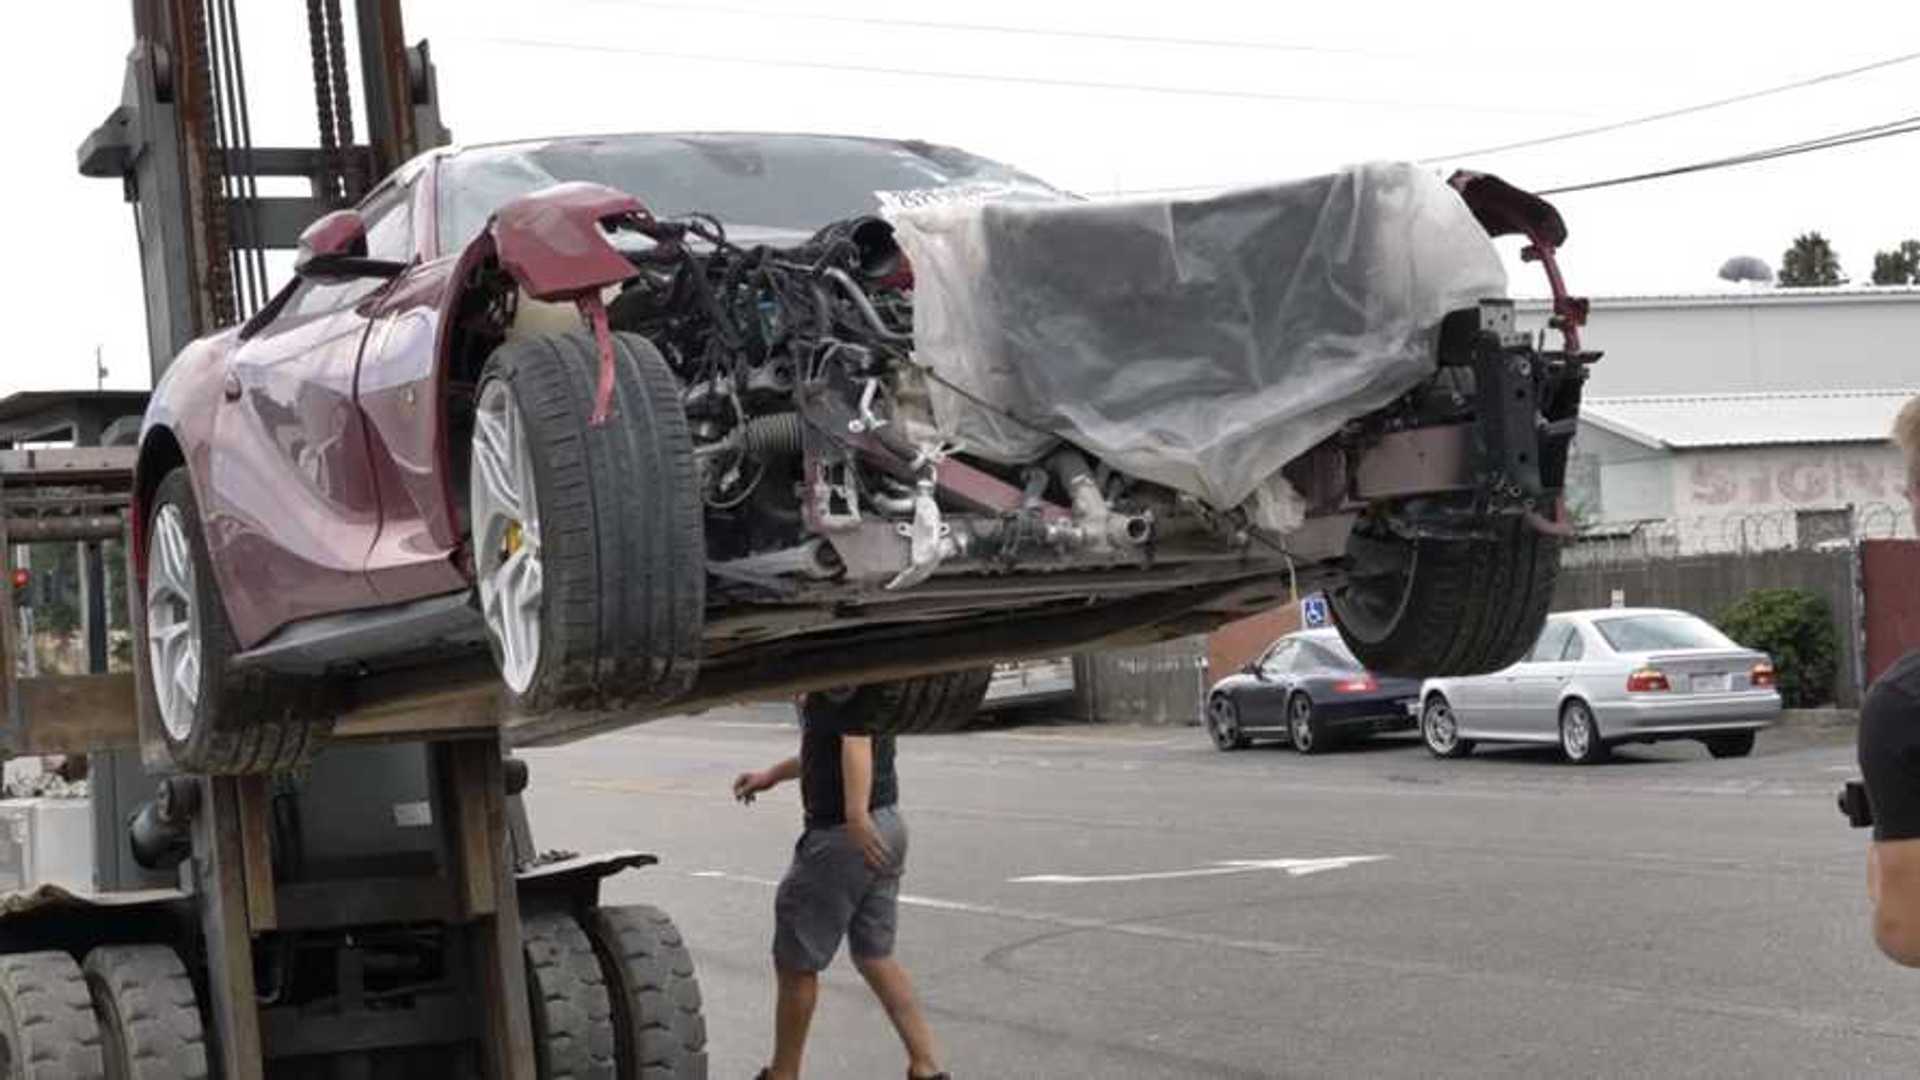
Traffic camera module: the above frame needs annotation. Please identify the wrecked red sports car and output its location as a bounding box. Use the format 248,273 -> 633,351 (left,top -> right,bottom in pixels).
133,132 -> 1590,773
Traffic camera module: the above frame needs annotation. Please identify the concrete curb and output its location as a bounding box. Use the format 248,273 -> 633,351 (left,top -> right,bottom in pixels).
1776,707 -> 1857,731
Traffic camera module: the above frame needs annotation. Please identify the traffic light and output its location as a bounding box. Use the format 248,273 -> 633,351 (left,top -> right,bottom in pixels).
8,567 -> 28,609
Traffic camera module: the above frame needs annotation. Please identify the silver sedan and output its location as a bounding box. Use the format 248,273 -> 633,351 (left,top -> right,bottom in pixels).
1418,608 -> 1782,764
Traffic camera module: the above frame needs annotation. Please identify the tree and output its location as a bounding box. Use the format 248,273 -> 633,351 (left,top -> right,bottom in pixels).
1778,232 -> 1846,287
1870,239 -> 1920,285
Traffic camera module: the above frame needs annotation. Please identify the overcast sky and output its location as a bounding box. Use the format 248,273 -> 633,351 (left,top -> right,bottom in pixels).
3,0 -> 1917,394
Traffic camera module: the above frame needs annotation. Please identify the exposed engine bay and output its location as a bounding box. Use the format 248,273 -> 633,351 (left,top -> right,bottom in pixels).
443,163 -> 1593,669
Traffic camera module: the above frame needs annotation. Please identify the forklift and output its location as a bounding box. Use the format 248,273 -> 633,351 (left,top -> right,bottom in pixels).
0,3 -> 707,1076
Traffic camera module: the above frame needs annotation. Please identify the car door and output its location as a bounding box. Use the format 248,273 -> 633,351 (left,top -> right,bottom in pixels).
1509,620 -> 1577,737
205,183 -> 412,647
1239,640 -> 1297,729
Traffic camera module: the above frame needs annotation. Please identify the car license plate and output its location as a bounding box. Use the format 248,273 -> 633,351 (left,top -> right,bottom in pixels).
1690,673 -> 1731,693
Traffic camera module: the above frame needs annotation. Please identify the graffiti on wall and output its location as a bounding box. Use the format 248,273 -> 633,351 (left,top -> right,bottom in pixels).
1678,447 -> 1904,514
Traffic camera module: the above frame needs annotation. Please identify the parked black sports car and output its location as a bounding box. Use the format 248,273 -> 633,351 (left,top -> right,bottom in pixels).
1205,629 -> 1422,753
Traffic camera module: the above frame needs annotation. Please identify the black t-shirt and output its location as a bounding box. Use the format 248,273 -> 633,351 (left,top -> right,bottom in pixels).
1858,650 -> 1920,841
799,709 -> 898,828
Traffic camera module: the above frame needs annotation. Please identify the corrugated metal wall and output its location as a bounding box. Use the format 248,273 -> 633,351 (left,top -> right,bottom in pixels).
1073,606 -> 1303,726
1554,547 -> 1864,706
1072,636 -> 1211,726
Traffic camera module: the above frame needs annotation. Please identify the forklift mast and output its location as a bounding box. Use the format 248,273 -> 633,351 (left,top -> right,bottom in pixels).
77,0 -> 450,382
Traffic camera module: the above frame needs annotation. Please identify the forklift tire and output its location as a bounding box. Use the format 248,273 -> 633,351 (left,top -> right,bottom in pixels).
524,911 -> 617,1080
1332,516 -> 1559,679
584,906 -> 708,1080
82,947 -> 208,1080
143,469 -> 331,775
471,331 -> 704,715
0,951 -> 106,1080
800,668 -> 994,736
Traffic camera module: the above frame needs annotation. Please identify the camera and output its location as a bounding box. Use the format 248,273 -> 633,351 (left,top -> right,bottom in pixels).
1840,780 -> 1874,829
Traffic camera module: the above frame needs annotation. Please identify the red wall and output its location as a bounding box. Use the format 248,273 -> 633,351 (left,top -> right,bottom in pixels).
1862,539 -> 1920,684
1207,605 -> 1302,682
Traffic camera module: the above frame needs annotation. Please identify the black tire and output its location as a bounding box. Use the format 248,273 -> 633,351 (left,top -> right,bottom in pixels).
1420,694 -> 1474,759
142,469 -> 330,775
473,331 -> 704,713
523,911 -> 616,1080
1559,700 -> 1609,765
1288,693 -> 1327,755
1704,730 -> 1757,759
583,906 -> 708,1080
82,947 -> 207,1080
799,668 -> 993,736
1331,517 -> 1559,679
0,952 -> 105,1080
1205,695 -> 1250,751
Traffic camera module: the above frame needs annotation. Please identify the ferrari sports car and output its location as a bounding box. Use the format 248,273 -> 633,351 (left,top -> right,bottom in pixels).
134,131 -> 1591,773
1205,629 -> 1423,754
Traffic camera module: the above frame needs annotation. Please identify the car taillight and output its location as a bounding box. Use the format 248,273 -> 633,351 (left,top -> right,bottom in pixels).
1334,675 -> 1378,694
1627,668 -> 1671,693
1750,662 -> 1776,689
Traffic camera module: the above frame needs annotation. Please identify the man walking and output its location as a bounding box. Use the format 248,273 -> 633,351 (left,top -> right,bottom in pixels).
734,697 -> 949,1080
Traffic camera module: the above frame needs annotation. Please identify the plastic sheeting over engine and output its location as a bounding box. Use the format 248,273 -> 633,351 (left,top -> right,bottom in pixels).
887,162 -> 1508,511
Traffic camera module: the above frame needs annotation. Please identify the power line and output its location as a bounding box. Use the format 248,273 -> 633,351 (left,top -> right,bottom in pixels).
456,35 -> 1582,116
1091,113 -> 1920,201
1538,113 -> 1920,195
564,0 -> 1406,59
1416,49 -> 1920,163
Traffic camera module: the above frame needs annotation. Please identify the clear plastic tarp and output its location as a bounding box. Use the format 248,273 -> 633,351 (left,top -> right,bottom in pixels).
886,162 -> 1507,512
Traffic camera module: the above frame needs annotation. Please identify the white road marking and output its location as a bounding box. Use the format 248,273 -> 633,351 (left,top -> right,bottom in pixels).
1008,855 -> 1388,885
711,720 -> 794,730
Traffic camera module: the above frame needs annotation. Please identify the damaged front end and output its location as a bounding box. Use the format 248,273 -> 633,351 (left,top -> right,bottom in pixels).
456,159 -> 1591,700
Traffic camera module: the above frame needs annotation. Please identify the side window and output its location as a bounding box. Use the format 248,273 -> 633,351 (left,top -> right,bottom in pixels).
1529,622 -> 1574,663
1259,642 -> 1296,678
1561,627 -> 1587,662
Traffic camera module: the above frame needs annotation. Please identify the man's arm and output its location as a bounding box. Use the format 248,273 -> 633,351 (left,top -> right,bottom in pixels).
734,756 -> 800,804
841,735 -> 893,870
1859,679 -> 1920,965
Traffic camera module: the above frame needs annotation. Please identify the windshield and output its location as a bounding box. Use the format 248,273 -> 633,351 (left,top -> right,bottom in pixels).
1593,613 -> 1737,653
438,133 -> 1062,251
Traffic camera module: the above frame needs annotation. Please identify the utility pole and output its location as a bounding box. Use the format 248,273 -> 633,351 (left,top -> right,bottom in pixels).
94,345 -> 107,391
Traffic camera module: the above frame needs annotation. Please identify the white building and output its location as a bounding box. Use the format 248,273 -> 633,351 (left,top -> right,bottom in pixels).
1511,288 -> 1918,550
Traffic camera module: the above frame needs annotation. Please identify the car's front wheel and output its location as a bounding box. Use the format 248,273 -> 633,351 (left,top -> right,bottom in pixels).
1559,700 -> 1608,764
1331,517 -> 1558,679
470,331 -> 704,713
1421,695 -> 1473,759
143,469 -> 329,774
1206,695 -> 1250,751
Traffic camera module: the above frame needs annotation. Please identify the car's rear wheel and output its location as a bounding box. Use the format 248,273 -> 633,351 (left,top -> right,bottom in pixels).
1331,517 -> 1558,679
143,469 -> 330,775
1288,693 -> 1326,755
800,669 -> 993,736
471,331 -> 704,713
1206,695 -> 1250,751
1704,730 -> 1757,759
1559,700 -> 1608,764
1421,695 -> 1473,759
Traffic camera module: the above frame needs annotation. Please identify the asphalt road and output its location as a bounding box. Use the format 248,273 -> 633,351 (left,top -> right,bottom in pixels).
521,709 -> 1917,1079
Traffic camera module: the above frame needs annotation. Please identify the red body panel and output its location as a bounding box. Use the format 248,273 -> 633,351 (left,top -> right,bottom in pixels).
209,292 -> 387,646
492,182 -> 645,301
358,254 -> 468,601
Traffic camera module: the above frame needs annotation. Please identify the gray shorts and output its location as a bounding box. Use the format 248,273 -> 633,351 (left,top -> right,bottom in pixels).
772,806 -> 908,972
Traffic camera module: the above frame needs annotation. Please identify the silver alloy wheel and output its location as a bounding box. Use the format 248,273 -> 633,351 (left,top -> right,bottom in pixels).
1207,696 -> 1238,748
1424,699 -> 1458,754
146,505 -> 202,741
1561,703 -> 1593,760
1289,695 -> 1314,750
472,378 -> 545,695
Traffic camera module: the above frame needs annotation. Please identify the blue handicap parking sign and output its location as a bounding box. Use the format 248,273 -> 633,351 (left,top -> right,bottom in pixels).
1301,594 -> 1330,628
